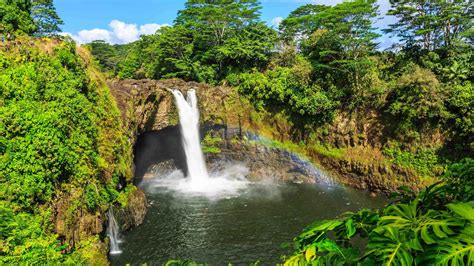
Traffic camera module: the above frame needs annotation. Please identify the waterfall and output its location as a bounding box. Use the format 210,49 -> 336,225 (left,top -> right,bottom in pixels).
107,208 -> 122,255
158,89 -> 248,197
171,89 -> 210,181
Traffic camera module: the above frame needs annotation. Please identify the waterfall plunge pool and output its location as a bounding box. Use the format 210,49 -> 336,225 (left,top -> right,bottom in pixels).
111,90 -> 386,264
110,178 -> 385,265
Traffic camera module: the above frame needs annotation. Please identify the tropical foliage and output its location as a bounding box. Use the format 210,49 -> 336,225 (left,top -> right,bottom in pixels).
284,159 -> 474,265
0,38 -> 132,263
87,0 -> 473,154
110,0 -> 277,84
0,0 -> 62,37
1,0 -> 473,265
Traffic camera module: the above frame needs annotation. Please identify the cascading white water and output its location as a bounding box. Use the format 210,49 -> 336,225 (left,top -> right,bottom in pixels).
107,208 -> 122,255
171,89 -> 210,181
145,89 -> 249,198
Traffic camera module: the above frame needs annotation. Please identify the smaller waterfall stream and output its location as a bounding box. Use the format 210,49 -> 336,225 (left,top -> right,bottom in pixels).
107,208 -> 122,255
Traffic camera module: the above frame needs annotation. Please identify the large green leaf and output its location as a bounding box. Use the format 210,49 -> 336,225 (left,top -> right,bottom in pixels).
366,227 -> 414,266
421,225 -> 474,266
345,218 -> 356,238
447,202 -> 474,222
380,200 -> 464,246
295,219 -> 343,249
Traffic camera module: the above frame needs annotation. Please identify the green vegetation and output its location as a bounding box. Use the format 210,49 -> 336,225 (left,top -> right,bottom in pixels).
201,134 -> 222,154
284,159 -> 474,265
0,38 -> 132,263
383,147 -> 445,177
310,143 -> 346,160
113,0 -> 276,83
0,0 -> 63,37
84,1 -> 471,264
1,0 -> 473,265
87,0 -> 472,155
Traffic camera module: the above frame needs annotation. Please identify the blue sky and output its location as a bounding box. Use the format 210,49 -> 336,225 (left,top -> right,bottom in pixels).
56,0 -> 396,47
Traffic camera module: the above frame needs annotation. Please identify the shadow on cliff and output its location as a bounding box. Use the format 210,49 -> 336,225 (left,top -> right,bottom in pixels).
134,126 -> 188,183
134,124 -> 228,183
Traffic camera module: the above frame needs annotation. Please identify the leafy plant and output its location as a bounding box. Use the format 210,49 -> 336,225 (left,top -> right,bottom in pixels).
383,147 -> 444,177
201,134 -> 222,154
284,159 -> 474,265
0,38 -> 133,263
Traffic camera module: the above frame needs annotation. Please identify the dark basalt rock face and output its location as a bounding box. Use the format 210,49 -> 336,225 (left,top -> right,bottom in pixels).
310,153 -> 428,194
114,189 -> 148,231
109,78 -> 429,197
53,191 -> 105,253
206,141 -> 333,184
135,126 -> 333,185
107,78 -> 252,142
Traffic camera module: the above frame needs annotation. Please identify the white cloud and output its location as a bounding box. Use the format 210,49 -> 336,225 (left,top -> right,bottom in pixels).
64,20 -> 169,45
271,16 -> 283,27
139,23 -> 163,35
109,20 -> 139,43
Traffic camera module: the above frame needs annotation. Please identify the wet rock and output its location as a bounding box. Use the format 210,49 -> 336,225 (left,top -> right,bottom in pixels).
311,151 -> 426,194
115,189 -> 147,231
52,191 -> 104,253
108,79 -> 254,144
205,139 -> 332,184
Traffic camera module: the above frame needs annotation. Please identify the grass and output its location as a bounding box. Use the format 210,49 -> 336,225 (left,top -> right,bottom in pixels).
383,147 -> 446,177
310,143 -> 346,160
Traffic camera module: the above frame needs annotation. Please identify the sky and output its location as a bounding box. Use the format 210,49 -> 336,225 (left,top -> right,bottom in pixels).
56,0 -> 397,47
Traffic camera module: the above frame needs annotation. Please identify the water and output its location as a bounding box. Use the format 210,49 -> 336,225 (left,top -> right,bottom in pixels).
169,89 -> 249,196
108,90 -> 385,264
110,181 -> 385,265
171,89 -> 209,180
107,208 -> 122,255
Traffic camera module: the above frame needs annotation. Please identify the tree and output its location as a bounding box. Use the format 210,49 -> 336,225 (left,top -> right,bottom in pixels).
386,65 -> 448,139
281,0 -> 380,54
149,25 -> 197,81
279,4 -> 330,43
282,0 -> 380,107
175,0 -> 261,47
0,0 -> 62,37
233,55 -> 337,127
218,22 -> 277,75
87,40 -> 119,73
115,0 -> 275,83
175,0 -> 266,79
0,0 -> 36,37
384,1 -> 473,50
117,26 -> 199,81
31,0 -> 63,36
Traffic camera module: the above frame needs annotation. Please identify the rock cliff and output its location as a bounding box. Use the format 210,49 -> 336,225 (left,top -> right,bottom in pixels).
108,78 -> 430,195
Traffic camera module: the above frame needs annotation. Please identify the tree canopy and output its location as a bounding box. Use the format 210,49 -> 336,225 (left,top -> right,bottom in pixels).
113,0 -> 276,83
384,0 -> 473,50
0,0 -> 62,37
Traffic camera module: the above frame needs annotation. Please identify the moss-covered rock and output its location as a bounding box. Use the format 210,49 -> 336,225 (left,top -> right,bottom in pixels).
0,38 -> 143,264
114,188 -> 147,231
